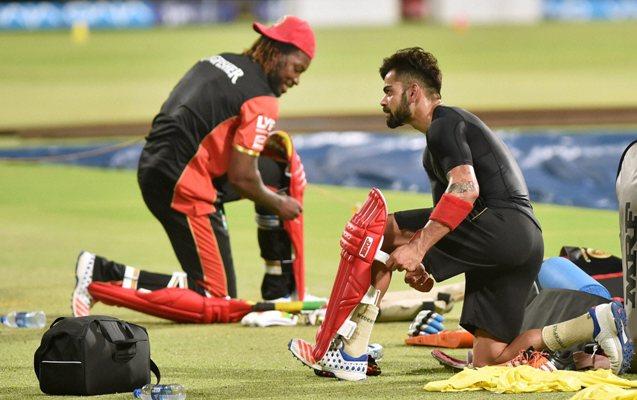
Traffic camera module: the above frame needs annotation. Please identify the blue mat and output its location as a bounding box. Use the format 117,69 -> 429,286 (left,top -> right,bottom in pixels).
2,130 -> 634,210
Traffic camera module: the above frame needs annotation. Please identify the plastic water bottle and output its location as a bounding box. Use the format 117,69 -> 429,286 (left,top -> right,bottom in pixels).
133,384 -> 186,400
1,311 -> 46,328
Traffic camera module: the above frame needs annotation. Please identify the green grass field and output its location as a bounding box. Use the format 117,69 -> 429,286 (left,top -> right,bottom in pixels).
0,162 -> 626,399
1,16 -> 635,400
1,21 -> 637,128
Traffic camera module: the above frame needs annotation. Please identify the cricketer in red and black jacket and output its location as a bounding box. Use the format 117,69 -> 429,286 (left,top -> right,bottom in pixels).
77,16 -> 315,323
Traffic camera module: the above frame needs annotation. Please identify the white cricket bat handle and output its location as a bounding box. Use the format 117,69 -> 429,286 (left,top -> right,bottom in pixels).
374,249 -> 426,272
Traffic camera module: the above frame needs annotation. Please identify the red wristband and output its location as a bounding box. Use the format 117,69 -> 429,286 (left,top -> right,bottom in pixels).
429,193 -> 473,230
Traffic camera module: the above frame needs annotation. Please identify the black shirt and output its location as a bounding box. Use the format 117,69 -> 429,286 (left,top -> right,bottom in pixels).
423,105 -> 540,228
139,53 -> 279,215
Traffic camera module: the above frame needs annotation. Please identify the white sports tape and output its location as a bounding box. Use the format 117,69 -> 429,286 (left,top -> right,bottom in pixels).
264,262 -> 283,275
255,214 -> 280,229
122,266 -> 139,289
361,286 -> 380,306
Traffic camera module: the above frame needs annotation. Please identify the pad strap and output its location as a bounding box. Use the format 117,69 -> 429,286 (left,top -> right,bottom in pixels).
167,272 -> 188,289
429,194 -> 473,230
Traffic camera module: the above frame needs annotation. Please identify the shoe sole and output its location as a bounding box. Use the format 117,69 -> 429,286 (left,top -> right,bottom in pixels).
431,349 -> 469,371
314,358 -> 381,378
329,368 -> 367,381
288,339 -> 366,381
610,301 -> 633,374
71,251 -> 93,317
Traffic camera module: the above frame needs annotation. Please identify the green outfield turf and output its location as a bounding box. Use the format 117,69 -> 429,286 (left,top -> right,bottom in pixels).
0,162 -> 627,399
1,21 -> 636,128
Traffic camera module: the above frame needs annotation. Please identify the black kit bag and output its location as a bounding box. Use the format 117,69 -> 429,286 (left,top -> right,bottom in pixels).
34,315 -> 160,395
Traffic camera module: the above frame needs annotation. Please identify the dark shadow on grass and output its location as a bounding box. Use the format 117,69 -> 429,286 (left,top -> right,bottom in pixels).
160,364 -> 461,399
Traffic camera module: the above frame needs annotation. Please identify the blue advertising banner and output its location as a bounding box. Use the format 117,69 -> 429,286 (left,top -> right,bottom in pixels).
0,1 -> 156,30
1,131 -> 635,210
544,0 -> 637,20
0,0 -> 282,30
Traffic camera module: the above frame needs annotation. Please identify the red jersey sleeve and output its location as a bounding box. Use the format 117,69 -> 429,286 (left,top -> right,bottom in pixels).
233,96 -> 279,156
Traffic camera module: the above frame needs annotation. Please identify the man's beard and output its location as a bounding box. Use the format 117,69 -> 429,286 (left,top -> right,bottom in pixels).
268,73 -> 283,97
386,93 -> 411,128
267,57 -> 286,97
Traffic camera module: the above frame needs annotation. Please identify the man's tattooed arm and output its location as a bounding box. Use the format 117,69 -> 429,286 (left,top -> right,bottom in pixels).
447,181 -> 476,194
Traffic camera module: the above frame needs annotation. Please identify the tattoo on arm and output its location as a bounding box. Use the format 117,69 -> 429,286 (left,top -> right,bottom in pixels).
447,181 -> 476,194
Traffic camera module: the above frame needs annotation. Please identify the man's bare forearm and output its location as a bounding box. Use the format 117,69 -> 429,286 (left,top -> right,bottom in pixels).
229,172 -> 281,213
412,219 -> 451,256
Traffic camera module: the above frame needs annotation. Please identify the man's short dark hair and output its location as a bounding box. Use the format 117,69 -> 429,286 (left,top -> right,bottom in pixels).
379,47 -> 442,98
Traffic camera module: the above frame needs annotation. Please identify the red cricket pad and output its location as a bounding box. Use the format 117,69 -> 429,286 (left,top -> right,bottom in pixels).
284,140 -> 306,301
312,188 -> 388,361
88,282 -> 252,323
429,193 -> 473,230
264,131 -> 307,300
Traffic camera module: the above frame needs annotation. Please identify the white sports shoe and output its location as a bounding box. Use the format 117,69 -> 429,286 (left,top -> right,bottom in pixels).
241,310 -> 298,327
267,291 -> 328,303
288,338 -> 368,381
589,301 -> 633,375
294,292 -> 328,303
71,251 -> 96,317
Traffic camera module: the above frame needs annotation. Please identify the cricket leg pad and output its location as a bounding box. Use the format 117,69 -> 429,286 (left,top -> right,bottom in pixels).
260,130 -> 308,300
312,188 -> 388,361
88,282 -> 252,323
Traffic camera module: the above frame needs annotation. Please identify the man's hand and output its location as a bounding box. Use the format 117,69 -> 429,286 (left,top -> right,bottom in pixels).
277,194 -> 302,220
385,242 -> 425,272
404,268 -> 434,292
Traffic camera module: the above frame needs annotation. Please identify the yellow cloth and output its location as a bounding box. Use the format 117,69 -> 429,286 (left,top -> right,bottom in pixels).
424,366 -> 637,395
570,385 -> 637,400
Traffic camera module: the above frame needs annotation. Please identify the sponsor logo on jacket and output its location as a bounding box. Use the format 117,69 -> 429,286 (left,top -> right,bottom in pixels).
203,55 -> 244,84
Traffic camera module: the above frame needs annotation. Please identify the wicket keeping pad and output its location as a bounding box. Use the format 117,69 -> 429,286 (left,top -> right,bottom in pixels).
312,188 -> 388,361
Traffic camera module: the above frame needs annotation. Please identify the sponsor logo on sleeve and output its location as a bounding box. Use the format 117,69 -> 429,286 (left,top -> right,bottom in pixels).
252,115 -> 276,151
202,55 -> 244,84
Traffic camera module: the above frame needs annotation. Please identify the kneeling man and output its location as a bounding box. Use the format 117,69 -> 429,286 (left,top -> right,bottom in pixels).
289,47 -> 632,379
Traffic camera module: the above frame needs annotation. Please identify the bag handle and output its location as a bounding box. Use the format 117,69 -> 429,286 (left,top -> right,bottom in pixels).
96,320 -> 142,363
50,316 -> 66,328
150,359 -> 161,384
97,320 -> 140,345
